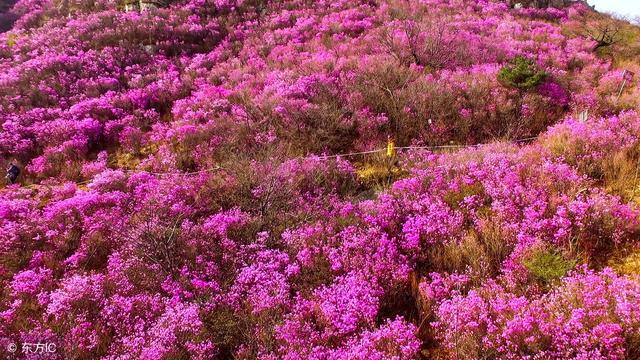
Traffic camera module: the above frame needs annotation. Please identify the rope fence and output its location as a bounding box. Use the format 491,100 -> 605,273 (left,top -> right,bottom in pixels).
17,136 -> 540,188
104,136 -> 539,177
315,135 -> 538,160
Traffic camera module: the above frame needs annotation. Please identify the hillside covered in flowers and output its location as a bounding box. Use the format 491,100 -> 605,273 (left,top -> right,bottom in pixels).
1,0 -> 640,358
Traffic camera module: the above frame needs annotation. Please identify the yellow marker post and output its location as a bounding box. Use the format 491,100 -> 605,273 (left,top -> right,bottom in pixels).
386,137 -> 396,157
6,34 -> 16,48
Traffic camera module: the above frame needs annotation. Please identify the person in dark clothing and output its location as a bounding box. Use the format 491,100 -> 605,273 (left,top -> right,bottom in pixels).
6,161 -> 20,184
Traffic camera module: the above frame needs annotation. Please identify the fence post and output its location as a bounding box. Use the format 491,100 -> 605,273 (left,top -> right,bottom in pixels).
386,136 -> 396,157
616,70 -> 635,103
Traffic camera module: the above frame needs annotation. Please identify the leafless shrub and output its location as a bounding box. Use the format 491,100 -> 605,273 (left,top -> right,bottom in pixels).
381,20 -> 466,71
124,215 -> 186,275
585,23 -> 620,51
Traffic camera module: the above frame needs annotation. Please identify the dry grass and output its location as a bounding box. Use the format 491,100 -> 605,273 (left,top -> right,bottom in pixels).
425,220 -> 511,287
601,145 -> 640,203
356,152 -> 407,192
111,142 -> 158,170
609,248 -> 640,275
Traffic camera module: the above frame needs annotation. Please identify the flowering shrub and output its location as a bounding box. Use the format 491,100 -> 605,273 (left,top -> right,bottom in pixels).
0,0 -> 640,358
433,268 -> 640,359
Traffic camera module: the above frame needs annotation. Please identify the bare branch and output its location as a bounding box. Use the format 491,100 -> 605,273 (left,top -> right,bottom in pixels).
585,23 -> 620,51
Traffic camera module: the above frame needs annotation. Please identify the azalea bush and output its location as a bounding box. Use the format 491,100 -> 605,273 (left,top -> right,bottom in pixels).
1,0 -> 640,358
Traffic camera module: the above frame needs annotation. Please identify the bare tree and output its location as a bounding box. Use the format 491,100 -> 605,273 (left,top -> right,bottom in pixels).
506,0 -> 575,8
381,20 -> 463,71
585,23 -> 620,51
119,214 -> 186,275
